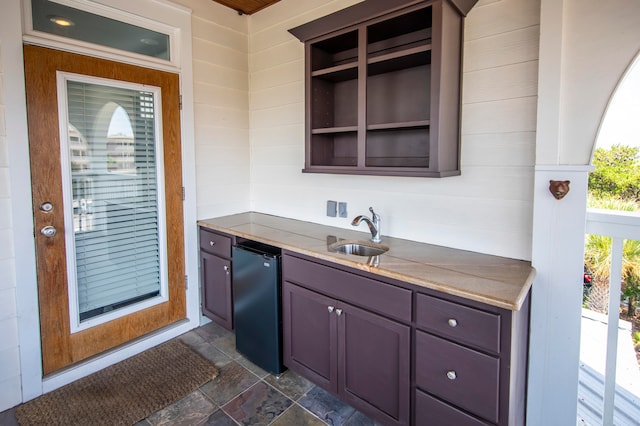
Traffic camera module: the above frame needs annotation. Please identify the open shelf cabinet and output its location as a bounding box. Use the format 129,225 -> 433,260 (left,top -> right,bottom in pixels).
290,0 -> 476,177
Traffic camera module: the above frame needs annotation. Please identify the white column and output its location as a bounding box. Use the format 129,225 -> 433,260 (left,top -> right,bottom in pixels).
528,166 -> 591,424
528,0 -> 590,421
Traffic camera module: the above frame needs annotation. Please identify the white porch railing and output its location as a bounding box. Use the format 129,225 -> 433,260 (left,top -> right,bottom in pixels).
584,208 -> 640,426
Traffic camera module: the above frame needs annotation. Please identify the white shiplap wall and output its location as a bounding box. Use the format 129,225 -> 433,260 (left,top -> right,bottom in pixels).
247,0 -> 539,260
173,0 -> 252,219
0,42 -> 22,411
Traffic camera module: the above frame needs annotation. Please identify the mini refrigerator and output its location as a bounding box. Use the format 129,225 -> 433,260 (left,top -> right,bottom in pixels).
232,241 -> 285,375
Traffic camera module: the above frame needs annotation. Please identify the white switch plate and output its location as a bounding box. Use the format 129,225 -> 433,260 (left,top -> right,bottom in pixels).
327,200 -> 337,217
338,202 -> 348,218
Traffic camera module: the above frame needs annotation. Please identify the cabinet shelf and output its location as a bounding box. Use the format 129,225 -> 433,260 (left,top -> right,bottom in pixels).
312,63 -> 358,82
368,45 -> 431,77
369,26 -> 431,54
367,120 -> 430,131
312,126 -> 358,134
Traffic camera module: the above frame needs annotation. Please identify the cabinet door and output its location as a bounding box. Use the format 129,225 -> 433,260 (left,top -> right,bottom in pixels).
200,251 -> 233,330
339,303 -> 410,426
283,282 -> 338,393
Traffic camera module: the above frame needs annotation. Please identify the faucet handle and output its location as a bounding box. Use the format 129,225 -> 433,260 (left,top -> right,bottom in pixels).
369,207 -> 379,220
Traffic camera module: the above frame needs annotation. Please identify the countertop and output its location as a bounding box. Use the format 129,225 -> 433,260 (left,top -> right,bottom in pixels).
198,212 -> 535,311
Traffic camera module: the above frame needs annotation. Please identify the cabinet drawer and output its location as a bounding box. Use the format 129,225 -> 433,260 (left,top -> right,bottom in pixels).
416,293 -> 500,354
283,254 -> 412,323
199,228 -> 232,258
415,389 -> 491,426
415,331 -> 499,423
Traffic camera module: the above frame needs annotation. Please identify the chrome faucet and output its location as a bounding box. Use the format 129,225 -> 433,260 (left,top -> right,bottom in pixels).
351,207 -> 382,243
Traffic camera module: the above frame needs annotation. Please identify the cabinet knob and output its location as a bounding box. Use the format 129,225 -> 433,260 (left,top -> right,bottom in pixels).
327,306 -> 335,313
223,265 -> 230,273
209,241 -> 216,246
446,370 -> 457,380
335,308 -> 343,316
447,318 -> 458,328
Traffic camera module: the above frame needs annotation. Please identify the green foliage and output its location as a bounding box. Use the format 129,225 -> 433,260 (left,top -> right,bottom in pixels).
586,146 -> 640,317
584,236 -> 640,317
589,145 -> 640,202
587,194 -> 640,211
622,241 -> 640,318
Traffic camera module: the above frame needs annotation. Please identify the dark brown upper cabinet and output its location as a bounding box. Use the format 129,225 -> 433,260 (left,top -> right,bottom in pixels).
289,0 -> 478,177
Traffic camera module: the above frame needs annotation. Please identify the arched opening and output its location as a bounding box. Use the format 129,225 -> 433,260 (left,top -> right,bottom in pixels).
579,52 -> 640,425
595,56 -> 640,154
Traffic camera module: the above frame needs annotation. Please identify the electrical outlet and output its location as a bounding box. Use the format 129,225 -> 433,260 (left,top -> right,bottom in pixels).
327,200 -> 337,217
338,202 -> 348,218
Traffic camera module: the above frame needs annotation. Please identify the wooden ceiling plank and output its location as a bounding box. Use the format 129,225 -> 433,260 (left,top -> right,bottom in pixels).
210,0 -> 280,15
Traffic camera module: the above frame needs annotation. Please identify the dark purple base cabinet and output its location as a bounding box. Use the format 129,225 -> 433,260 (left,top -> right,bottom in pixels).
282,252 -> 530,426
283,254 -> 412,426
199,228 -> 234,330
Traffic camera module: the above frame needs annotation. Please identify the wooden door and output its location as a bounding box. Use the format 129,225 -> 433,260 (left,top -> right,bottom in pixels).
24,45 -> 186,375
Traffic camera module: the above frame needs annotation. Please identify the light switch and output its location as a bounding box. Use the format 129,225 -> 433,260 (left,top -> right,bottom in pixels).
338,202 -> 348,218
327,200 -> 337,217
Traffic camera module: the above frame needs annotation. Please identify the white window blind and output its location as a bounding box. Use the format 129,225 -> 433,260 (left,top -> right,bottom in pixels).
62,78 -> 167,324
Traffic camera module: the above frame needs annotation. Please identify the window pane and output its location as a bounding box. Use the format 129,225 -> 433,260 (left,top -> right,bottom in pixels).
65,79 -> 164,321
32,0 -> 170,60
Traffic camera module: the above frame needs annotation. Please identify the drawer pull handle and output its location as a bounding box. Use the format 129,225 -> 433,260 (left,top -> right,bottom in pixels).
448,318 -> 458,328
446,370 -> 457,380
209,241 -> 216,246
335,308 -> 343,316
328,306 -> 335,313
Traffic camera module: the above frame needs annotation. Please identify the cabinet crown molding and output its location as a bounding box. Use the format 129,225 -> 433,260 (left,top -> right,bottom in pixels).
289,0 -> 478,42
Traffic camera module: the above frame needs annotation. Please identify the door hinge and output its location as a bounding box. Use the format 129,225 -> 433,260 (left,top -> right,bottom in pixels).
185,275 -> 188,290
179,94 -> 183,110
182,186 -> 185,201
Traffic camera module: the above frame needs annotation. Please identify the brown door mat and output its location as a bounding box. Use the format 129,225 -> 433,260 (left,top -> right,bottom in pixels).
16,339 -> 218,426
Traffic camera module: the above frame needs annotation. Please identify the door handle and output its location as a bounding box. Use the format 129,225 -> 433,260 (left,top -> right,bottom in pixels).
41,226 -> 57,238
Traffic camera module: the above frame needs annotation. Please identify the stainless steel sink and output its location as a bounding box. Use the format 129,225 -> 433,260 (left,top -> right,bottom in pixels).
330,241 -> 389,257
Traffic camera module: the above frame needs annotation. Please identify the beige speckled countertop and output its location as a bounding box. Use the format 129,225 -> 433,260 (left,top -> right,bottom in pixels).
198,212 -> 535,311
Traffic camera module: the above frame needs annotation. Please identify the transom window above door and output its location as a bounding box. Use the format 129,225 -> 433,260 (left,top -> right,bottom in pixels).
26,0 -> 174,63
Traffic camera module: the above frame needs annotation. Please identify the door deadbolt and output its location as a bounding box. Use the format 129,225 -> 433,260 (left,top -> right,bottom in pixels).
41,226 -> 57,238
40,202 -> 54,212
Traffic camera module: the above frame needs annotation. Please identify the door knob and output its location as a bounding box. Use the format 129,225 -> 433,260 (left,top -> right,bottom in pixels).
41,226 -> 57,238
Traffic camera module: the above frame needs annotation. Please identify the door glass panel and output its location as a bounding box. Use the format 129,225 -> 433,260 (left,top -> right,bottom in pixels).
31,0 -> 170,60
59,74 -> 168,330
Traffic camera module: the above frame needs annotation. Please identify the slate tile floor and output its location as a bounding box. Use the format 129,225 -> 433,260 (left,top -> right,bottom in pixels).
1,321 -> 382,426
